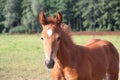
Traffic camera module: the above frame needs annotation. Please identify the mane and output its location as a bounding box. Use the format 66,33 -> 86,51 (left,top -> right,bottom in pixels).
61,23 -> 71,36
60,24 -> 74,46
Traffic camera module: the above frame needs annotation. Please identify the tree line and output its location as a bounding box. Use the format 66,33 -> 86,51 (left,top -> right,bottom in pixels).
0,0 -> 120,33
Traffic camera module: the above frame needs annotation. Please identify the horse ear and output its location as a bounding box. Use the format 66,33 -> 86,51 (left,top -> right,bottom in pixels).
56,12 -> 62,24
39,11 -> 47,25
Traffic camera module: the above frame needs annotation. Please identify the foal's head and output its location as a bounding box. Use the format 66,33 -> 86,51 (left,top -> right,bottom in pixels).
39,12 -> 63,69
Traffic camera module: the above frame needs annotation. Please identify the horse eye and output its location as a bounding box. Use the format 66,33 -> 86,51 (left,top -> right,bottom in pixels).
57,37 -> 61,41
41,37 -> 44,40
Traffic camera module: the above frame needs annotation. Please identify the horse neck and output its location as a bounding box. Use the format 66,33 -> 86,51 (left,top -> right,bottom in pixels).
55,32 -> 75,68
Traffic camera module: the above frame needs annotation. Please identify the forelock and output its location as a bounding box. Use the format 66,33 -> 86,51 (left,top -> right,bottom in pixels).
48,16 -> 56,23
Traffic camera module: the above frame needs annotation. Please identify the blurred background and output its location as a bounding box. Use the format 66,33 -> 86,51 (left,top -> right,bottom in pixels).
0,0 -> 120,80
0,0 -> 120,33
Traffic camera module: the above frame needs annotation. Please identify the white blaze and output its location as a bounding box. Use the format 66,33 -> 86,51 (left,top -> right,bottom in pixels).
47,29 -> 53,37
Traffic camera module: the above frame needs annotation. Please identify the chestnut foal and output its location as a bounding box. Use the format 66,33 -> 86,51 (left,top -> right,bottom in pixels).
39,12 -> 119,80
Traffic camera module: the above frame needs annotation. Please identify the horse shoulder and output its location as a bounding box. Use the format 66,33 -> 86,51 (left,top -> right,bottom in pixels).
66,46 -> 93,80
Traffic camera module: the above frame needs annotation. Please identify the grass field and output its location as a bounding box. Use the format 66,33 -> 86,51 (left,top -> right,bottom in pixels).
0,34 -> 119,80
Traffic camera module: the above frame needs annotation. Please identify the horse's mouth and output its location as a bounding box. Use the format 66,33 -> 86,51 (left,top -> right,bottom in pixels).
45,59 -> 55,69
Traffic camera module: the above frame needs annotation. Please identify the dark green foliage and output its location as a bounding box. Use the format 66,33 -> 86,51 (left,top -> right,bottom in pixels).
74,0 -> 120,31
21,0 -> 43,33
3,0 -> 23,32
0,0 -> 120,33
0,0 -> 7,32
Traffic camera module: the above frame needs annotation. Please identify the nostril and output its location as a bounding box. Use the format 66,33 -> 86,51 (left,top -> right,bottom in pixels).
45,59 -> 55,69
51,60 -> 55,66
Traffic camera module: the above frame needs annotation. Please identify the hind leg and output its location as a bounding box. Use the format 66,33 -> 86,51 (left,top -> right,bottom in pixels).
109,73 -> 118,80
108,58 -> 119,80
103,72 -> 118,80
108,64 -> 119,80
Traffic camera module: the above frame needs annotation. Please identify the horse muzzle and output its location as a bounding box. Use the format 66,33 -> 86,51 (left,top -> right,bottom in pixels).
45,59 -> 55,69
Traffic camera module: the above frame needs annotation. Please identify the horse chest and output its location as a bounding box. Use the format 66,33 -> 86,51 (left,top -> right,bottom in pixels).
64,74 -> 72,80
63,68 -> 79,80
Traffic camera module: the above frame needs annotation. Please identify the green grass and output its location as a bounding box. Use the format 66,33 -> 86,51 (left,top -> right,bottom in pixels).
0,34 -> 119,80
0,34 -> 49,80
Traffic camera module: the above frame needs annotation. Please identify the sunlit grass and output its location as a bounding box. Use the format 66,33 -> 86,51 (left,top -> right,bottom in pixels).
0,34 -> 119,80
